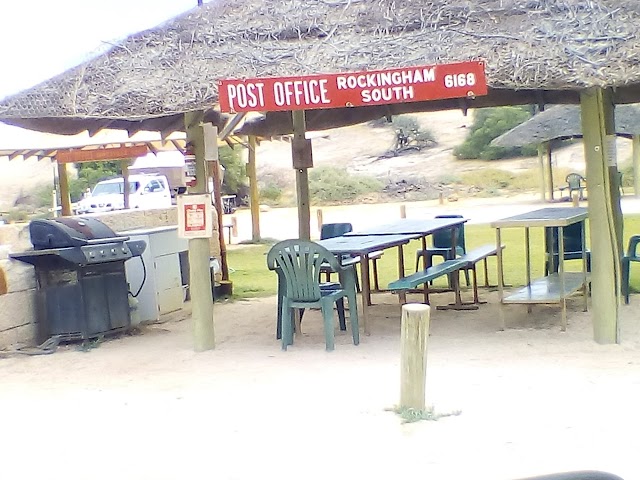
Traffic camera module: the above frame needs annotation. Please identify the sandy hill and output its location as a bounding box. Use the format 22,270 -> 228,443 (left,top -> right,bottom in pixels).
0,109 -> 633,212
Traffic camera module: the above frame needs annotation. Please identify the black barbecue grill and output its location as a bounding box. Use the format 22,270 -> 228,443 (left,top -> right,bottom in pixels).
10,218 -> 146,343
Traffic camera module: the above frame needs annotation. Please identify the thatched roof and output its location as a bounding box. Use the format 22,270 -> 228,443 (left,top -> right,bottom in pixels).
2,0 -> 640,137
492,104 -> 640,147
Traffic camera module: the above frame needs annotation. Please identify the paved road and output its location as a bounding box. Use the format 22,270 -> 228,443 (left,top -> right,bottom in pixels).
224,194 -> 640,244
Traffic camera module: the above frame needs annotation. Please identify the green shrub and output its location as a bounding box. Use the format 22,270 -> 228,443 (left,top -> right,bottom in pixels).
309,167 -> 382,203
454,106 -> 538,160
260,184 -> 282,202
219,145 -> 247,195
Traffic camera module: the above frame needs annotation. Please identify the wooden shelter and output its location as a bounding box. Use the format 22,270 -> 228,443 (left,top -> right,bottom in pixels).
492,104 -> 640,199
1,0 -> 639,346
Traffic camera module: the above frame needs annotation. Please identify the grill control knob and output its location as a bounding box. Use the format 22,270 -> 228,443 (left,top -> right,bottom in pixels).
121,247 -> 127,253
111,248 -> 116,255
100,250 -> 105,256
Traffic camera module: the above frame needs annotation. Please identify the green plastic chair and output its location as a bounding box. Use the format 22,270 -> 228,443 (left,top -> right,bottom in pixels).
622,234 -> 640,304
268,240 -> 359,351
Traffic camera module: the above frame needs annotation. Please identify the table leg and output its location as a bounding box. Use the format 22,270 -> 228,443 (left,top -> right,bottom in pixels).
496,228 -> 506,330
397,245 -> 407,304
360,254 -> 372,334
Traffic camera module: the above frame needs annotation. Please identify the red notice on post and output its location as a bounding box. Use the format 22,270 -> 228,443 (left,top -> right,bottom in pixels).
218,61 -> 487,113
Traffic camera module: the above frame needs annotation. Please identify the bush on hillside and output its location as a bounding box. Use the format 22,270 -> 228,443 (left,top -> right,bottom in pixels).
309,167 -> 382,203
454,106 -> 538,160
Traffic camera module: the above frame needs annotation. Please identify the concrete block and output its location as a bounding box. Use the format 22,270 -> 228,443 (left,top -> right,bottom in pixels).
0,322 -> 38,349
0,259 -> 36,293
0,223 -> 31,252
0,289 -> 36,332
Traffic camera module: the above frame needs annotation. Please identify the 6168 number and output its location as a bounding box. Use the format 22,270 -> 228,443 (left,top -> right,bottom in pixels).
444,73 -> 477,88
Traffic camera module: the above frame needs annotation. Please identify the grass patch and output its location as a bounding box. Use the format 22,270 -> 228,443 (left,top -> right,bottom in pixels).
385,405 -> 462,424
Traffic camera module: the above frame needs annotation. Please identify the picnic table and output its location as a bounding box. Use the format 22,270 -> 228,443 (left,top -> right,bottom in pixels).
490,207 -> 589,330
317,233 -> 418,334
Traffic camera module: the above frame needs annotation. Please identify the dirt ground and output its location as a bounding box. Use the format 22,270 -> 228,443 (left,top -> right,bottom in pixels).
2,286 -> 639,480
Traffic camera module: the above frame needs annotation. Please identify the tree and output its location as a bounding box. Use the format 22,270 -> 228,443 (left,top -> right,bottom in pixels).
454,106 -> 537,160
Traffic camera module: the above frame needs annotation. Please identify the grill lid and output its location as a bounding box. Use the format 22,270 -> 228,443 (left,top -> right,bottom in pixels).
29,218 -> 129,250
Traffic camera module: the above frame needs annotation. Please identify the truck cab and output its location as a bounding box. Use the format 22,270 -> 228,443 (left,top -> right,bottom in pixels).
76,174 -> 172,214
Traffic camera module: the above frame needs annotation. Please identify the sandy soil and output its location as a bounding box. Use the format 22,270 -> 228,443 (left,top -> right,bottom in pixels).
255,110 -> 633,182
2,289 -> 639,480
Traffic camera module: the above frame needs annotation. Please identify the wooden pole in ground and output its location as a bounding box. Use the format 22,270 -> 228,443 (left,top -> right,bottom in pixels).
572,191 -> 580,207
57,162 -> 72,216
316,208 -> 323,233
292,110 -> 312,240
580,87 -> 620,344
247,135 -> 261,242
544,141 -> 555,201
537,144 -> 547,201
400,303 -> 431,410
400,204 -> 407,218
184,110 -> 215,351
633,135 -> 640,198
121,160 -> 130,210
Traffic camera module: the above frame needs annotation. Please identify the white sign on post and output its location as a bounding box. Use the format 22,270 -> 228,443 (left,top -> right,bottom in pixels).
177,194 -> 213,239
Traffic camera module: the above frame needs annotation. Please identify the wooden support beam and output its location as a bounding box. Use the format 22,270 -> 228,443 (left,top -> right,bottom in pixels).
544,141 -> 554,201
247,135 -> 261,242
57,162 -> 72,216
56,145 -> 147,164
121,160 -> 130,210
580,87 -> 620,344
219,113 -> 247,141
537,144 -> 547,201
633,134 -> 640,198
211,157 -> 230,281
184,110 -> 216,352
292,110 -> 312,240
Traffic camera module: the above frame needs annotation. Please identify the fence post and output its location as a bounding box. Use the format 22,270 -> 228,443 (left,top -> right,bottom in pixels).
572,191 -> 580,207
400,303 -> 431,410
400,204 -> 407,218
316,208 -> 323,232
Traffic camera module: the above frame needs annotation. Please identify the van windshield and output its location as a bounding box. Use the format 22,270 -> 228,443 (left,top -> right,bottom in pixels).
92,181 -> 140,196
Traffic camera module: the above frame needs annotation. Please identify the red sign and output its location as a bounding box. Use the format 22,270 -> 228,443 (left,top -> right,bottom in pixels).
218,61 -> 486,113
184,203 -> 206,233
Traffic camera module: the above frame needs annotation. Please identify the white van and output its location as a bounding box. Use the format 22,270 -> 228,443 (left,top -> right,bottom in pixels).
75,174 -> 172,214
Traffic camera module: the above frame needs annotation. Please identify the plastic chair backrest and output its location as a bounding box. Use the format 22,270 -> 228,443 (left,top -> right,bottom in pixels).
267,240 -> 340,302
547,221 -> 585,254
432,214 -> 466,252
566,173 -> 585,189
320,223 -> 353,240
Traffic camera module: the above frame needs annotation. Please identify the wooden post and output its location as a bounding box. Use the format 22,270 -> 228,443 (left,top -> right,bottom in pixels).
231,216 -> 238,238
57,162 -> 72,216
292,110 -> 312,240
580,88 -> 620,344
572,191 -> 580,207
633,134 -> 640,198
544,141 -> 555,201
537,144 -> 547,201
316,208 -> 323,233
121,159 -> 130,210
247,135 -> 261,242
184,111 -> 215,352
211,158 -> 230,281
400,304 -> 431,410
400,204 -> 407,218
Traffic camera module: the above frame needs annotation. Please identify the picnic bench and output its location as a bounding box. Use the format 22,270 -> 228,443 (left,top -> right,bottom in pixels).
458,244 -> 505,304
389,258 -> 467,304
